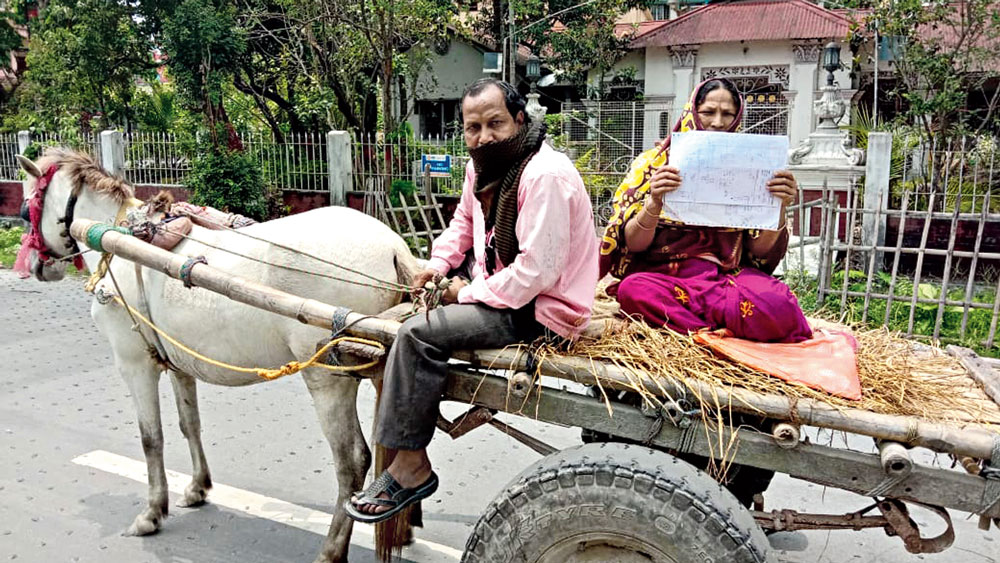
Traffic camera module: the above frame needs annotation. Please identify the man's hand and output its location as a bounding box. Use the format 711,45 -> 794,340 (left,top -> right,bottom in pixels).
442,277 -> 468,304
411,268 -> 440,294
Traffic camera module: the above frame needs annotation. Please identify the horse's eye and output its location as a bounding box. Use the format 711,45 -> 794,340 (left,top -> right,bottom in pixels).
19,200 -> 30,223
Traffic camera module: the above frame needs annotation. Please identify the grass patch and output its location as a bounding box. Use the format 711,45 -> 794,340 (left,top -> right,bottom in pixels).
785,269 -> 1000,358
0,225 -> 81,276
0,225 -> 23,268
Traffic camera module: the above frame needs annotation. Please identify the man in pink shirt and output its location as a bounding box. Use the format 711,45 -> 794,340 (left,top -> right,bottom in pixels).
346,79 -> 599,523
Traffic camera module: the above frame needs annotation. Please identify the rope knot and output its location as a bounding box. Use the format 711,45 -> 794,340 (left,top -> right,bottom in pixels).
259,361 -> 304,380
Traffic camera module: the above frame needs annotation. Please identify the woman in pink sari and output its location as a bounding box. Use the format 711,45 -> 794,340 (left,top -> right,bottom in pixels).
600,78 -> 811,343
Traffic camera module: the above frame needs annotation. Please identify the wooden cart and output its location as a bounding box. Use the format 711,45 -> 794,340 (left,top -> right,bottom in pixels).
75,218 -> 1000,563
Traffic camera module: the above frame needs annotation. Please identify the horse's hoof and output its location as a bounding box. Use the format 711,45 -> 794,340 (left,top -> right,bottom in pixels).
123,511 -> 162,536
176,483 -> 209,508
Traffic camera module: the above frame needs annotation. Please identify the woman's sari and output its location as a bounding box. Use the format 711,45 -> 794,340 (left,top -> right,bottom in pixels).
599,79 -> 811,343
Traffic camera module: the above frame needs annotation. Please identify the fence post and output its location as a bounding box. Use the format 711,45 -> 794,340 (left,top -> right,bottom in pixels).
327,130 -> 351,207
861,132 -> 892,273
16,130 -> 31,156
100,130 -> 125,177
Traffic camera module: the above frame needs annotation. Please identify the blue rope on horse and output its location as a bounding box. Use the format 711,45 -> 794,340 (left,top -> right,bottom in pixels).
179,256 -> 207,288
84,223 -> 132,253
331,307 -> 352,336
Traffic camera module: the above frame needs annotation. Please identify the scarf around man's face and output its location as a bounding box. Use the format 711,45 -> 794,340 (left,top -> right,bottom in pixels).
467,119 -> 547,272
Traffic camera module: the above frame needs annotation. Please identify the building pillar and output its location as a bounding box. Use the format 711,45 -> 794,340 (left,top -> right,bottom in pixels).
642,46 -> 675,149
670,46 -> 698,111
790,42 -> 822,146
327,131 -> 352,207
99,130 -> 125,177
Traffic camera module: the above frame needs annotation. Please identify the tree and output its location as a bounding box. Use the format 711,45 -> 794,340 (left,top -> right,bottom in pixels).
850,0 -> 1000,139
472,0 -> 651,98
159,0 -> 247,150
9,0 -> 154,130
0,6 -> 25,106
239,0 -> 453,136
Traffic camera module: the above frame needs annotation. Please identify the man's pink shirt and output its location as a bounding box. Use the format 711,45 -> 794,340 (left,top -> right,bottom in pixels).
425,142 -> 599,339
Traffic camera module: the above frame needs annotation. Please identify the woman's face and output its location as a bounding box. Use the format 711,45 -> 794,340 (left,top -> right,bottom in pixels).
696,87 -> 739,131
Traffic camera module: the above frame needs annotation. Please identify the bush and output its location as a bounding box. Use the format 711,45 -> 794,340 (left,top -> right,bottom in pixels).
784,268 -> 999,358
187,149 -> 267,221
0,225 -> 23,268
389,179 -> 415,206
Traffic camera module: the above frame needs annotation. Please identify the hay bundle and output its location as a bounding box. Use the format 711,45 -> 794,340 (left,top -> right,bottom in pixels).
558,318 -> 1000,427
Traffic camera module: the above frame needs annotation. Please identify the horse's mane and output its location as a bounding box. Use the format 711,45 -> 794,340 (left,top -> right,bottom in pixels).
37,147 -> 134,203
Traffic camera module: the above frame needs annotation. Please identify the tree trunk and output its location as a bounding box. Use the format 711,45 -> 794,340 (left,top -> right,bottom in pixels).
379,7 -> 395,136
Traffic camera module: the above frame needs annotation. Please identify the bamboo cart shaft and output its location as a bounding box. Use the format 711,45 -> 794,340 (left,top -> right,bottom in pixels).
71,219 -> 1000,462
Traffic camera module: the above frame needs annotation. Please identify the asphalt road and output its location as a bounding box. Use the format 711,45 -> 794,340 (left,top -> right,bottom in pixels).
2,269 -> 998,563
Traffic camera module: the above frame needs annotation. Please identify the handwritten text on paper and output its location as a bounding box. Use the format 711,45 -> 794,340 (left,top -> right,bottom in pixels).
663,131 -> 789,230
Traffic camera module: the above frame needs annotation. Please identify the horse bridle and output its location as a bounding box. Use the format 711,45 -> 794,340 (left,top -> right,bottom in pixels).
23,166 -> 84,264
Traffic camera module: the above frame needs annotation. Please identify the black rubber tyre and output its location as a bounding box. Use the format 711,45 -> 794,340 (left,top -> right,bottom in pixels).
462,442 -> 773,563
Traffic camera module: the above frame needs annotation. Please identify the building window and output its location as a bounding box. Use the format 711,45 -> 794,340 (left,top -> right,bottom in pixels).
650,3 -> 668,20
659,111 -> 671,138
417,100 -> 459,137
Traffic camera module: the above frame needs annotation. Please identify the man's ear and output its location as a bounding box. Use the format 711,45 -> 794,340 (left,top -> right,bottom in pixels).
516,111 -> 525,126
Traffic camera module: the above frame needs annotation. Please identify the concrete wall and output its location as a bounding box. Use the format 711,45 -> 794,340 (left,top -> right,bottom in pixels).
632,40 -> 854,147
0,180 -> 21,217
414,40 -> 485,101
586,50 -> 647,95
407,39 -> 489,135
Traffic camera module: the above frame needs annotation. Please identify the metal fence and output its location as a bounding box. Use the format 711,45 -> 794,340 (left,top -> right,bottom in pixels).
807,135 -> 1000,349
241,131 -> 329,193
34,130 -> 102,162
0,132 -> 20,181
122,130 -> 330,192
123,131 -> 191,186
0,131 -> 103,182
351,133 -> 469,220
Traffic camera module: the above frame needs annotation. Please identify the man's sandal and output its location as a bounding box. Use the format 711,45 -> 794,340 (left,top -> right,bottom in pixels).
345,470 -> 439,524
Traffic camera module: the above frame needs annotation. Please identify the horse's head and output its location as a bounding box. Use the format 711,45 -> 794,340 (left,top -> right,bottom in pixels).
15,153 -> 79,282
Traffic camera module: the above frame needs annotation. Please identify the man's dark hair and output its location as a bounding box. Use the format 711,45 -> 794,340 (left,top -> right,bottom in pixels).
460,78 -> 530,123
695,78 -> 742,113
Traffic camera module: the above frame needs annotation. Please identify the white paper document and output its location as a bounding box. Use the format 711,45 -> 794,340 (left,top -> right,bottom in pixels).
663,131 -> 789,229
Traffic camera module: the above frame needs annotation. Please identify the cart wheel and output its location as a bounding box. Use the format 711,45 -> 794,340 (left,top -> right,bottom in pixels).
463,442 -> 773,563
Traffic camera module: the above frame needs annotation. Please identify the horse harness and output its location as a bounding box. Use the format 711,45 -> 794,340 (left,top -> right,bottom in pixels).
21,165 -> 86,269
24,164 -> 173,370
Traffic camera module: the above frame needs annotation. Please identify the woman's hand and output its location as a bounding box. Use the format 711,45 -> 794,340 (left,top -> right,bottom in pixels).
767,170 -> 798,209
645,165 -> 682,212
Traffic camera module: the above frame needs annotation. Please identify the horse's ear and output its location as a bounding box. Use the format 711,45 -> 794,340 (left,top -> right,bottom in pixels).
16,155 -> 42,179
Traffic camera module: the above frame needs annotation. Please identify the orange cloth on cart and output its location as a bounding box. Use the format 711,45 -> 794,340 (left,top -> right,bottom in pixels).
694,328 -> 861,400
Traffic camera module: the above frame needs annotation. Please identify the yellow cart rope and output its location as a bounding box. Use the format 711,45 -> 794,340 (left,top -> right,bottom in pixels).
84,198 -> 142,293
110,294 -> 384,380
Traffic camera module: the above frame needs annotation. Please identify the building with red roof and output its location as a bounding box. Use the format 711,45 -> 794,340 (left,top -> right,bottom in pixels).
592,0 -> 857,149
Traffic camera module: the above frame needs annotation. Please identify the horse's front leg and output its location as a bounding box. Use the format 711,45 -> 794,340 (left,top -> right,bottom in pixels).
302,371 -> 370,563
117,358 -> 169,536
169,370 -> 212,507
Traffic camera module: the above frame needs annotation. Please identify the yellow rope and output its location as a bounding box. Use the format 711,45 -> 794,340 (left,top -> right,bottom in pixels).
110,294 -> 384,380
84,198 -> 141,293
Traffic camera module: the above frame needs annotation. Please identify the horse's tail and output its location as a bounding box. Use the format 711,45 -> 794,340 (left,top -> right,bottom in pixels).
392,239 -> 421,290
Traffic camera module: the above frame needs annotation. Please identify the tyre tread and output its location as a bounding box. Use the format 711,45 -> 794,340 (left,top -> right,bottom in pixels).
462,443 -> 770,563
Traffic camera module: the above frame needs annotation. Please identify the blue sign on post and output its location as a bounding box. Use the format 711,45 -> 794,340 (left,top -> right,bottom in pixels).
421,154 -> 452,178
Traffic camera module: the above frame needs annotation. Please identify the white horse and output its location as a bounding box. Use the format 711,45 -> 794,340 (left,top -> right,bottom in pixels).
17,149 -> 419,563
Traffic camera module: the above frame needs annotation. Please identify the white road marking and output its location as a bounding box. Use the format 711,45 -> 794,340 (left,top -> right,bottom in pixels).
71,450 -> 463,562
